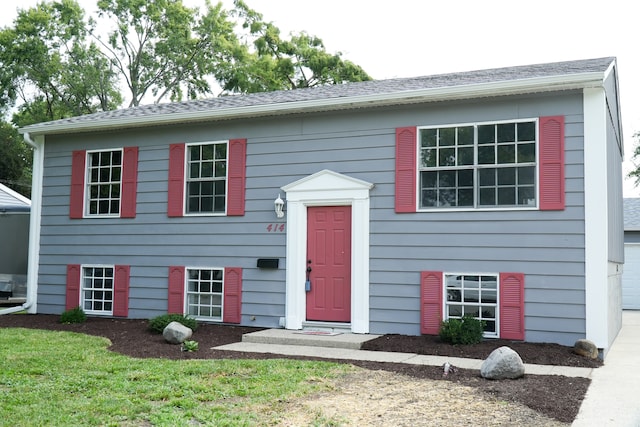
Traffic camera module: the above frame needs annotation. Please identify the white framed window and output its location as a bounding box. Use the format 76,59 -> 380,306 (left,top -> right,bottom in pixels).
186,268 -> 224,320
445,273 -> 498,338
81,265 -> 114,315
419,119 -> 537,209
185,141 -> 227,214
86,149 -> 123,216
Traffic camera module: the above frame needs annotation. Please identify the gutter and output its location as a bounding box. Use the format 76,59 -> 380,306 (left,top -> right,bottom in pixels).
0,132 -> 42,315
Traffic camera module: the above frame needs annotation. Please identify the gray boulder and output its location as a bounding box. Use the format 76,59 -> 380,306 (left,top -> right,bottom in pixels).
163,321 -> 193,344
480,346 -> 525,380
573,339 -> 599,359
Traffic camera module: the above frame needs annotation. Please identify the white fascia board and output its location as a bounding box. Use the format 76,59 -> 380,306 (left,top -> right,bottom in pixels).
20,72 -> 606,137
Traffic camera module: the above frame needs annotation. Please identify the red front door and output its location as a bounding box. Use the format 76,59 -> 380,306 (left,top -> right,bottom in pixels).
306,206 -> 352,322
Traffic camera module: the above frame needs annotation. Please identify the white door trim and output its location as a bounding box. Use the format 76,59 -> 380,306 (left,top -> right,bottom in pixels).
282,170 -> 374,333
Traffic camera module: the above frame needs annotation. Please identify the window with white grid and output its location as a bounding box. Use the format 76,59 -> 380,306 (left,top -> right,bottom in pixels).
445,273 -> 498,337
419,120 -> 537,209
81,266 -> 114,315
186,142 -> 227,214
186,268 -> 223,320
87,150 -> 122,216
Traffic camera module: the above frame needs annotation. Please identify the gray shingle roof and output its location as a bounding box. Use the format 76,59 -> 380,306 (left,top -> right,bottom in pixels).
0,184 -> 30,213
624,198 -> 640,231
21,56 -> 615,136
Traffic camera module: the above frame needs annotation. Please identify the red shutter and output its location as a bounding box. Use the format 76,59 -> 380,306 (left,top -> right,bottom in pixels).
227,139 -> 247,216
167,266 -> 185,314
223,267 -> 243,323
120,147 -> 138,218
66,264 -> 81,310
539,116 -> 565,211
70,150 -> 86,219
167,144 -> 185,217
113,265 -> 130,317
420,271 -> 443,335
395,127 -> 417,213
499,272 -> 525,340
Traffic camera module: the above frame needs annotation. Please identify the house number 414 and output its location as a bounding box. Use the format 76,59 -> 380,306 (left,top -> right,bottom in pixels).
266,223 -> 285,232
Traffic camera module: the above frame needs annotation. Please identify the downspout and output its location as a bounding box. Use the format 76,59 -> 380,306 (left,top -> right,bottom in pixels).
0,132 -> 43,315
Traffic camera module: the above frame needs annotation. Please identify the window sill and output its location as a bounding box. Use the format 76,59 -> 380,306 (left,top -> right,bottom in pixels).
417,206 -> 539,213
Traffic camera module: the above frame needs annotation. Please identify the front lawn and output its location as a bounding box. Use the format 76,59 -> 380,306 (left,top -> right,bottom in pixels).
0,328 -> 350,426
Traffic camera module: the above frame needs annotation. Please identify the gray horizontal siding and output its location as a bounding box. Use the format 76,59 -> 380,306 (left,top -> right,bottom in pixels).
624,232 -> 640,244
606,82 -> 624,263
37,91 -> 588,345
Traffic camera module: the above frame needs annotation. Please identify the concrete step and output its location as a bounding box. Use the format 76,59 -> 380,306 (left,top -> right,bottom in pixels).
242,328 -> 381,350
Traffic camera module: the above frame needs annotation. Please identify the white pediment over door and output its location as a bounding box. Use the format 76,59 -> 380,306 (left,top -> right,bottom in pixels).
282,169 -> 374,202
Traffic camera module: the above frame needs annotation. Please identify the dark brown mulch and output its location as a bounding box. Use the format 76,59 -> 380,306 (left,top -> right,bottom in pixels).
0,314 -> 597,424
362,333 -> 603,368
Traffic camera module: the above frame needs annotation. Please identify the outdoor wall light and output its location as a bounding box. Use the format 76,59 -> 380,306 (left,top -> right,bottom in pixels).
274,194 -> 285,218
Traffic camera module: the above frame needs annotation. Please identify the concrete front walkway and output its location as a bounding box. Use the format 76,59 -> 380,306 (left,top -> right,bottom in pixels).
572,310 -> 640,427
214,327 -> 593,378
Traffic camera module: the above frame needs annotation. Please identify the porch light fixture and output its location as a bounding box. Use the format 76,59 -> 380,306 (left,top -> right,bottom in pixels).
274,194 -> 285,218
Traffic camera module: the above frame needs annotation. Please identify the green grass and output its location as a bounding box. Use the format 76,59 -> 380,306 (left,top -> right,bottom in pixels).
0,328 -> 351,426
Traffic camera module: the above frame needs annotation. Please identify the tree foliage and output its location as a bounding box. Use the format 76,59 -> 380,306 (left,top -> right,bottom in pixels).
0,122 -> 32,197
0,0 -> 371,194
94,0 -> 239,106
628,132 -> 640,187
219,0 -> 371,93
0,0 -> 121,125
1,0 -> 371,115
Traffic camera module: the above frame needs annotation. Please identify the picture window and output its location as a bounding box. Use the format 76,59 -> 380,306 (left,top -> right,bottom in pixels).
419,120 -> 537,209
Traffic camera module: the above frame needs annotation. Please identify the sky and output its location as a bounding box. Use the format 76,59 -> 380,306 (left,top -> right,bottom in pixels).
3,0 -> 639,196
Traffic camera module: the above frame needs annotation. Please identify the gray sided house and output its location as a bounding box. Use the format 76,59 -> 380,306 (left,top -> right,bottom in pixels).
622,198 -> 640,309
0,183 -> 30,303
16,57 -> 624,354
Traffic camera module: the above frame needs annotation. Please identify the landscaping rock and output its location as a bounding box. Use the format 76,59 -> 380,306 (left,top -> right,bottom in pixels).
480,346 -> 525,380
163,321 -> 193,344
573,339 -> 599,359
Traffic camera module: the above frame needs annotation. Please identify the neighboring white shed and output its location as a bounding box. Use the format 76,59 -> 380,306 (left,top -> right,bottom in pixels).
0,183 -> 30,304
623,198 -> 640,309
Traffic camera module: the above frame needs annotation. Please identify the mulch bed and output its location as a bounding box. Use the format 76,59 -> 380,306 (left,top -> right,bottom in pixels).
0,314 -> 599,424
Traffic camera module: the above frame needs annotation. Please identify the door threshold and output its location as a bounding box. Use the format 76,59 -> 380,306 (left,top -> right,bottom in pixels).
302,321 -> 351,333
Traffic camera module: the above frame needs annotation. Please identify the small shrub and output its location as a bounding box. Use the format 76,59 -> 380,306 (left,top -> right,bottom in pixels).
181,340 -> 199,352
148,314 -> 198,334
439,315 -> 485,345
60,306 -> 87,324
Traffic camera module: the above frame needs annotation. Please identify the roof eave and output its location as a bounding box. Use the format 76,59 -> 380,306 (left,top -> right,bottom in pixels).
19,71 -> 606,136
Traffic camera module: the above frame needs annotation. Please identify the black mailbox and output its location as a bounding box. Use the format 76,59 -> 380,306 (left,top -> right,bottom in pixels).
257,258 -> 279,269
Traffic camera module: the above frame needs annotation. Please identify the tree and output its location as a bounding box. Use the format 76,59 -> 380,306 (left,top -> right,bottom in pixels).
0,0 -> 371,193
628,132 -> 640,186
0,122 -> 32,198
1,0 -> 371,112
0,0 -> 121,124
219,0 -> 371,94
95,0 -> 240,106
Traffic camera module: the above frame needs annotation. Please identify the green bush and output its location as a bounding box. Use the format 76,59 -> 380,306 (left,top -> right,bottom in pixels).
181,340 -> 199,352
438,315 -> 486,345
148,314 -> 198,334
60,306 -> 87,324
